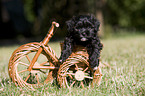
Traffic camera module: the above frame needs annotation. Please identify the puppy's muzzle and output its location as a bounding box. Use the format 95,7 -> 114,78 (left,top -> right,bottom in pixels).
81,38 -> 87,41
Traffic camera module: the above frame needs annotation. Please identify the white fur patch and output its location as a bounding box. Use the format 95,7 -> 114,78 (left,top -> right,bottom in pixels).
93,66 -> 98,70
81,38 -> 87,41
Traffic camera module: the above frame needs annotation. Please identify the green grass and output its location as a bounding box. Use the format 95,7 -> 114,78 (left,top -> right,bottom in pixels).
0,33 -> 145,95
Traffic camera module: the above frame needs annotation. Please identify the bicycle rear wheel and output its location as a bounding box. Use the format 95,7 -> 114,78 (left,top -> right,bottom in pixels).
57,54 -> 102,88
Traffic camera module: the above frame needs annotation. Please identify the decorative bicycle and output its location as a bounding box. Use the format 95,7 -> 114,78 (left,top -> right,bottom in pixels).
8,22 -> 102,90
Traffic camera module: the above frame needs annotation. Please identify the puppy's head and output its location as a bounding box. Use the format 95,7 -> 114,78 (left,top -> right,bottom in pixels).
66,14 -> 100,41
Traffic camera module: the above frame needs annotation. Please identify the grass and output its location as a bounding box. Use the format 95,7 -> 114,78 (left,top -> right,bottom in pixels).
0,32 -> 145,95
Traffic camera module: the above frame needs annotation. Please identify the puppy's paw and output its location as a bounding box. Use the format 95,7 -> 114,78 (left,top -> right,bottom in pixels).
93,66 -> 98,71
58,59 -> 63,63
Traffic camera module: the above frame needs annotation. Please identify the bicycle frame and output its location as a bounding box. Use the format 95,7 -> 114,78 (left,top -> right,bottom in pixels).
27,22 -> 59,71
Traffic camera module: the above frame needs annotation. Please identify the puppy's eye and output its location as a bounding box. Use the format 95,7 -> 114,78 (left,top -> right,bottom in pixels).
75,26 -> 83,31
88,26 -> 94,28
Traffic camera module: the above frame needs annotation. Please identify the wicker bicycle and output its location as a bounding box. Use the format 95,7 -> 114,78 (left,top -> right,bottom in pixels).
8,22 -> 102,90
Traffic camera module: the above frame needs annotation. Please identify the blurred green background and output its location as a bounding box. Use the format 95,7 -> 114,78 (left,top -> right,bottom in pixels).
1,0 -> 145,43
0,1 -> 145,95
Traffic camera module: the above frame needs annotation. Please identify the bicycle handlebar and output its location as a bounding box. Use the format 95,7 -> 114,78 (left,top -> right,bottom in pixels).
41,21 -> 59,45
52,21 -> 59,28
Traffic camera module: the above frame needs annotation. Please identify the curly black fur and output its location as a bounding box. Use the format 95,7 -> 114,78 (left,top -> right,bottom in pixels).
59,14 -> 103,70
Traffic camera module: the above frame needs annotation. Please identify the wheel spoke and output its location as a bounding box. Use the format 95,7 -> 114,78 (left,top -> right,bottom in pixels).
35,74 -> 40,84
38,69 -> 47,74
68,74 -> 73,79
40,61 -> 49,66
83,67 -> 88,72
25,74 -> 31,82
18,69 -> 28,74
26,55 -> 31,63
70,80 -> 76,88
81,81 -> 84,88
62,78 -> 66,88
84,76 -> 93,79
64,77 -> 69,88
66,72 -> 75,76
19,62 -> 29,66
75,64 -> 79,70
95,74 -> 102,76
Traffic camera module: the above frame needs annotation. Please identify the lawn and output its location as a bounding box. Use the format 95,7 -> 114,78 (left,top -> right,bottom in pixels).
0,33 -> 145,95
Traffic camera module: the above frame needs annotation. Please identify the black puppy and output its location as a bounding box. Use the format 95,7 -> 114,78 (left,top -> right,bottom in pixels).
59,14 -> 103,70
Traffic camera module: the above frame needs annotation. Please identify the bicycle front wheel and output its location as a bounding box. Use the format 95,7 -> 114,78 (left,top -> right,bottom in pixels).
8,42 -> 57,90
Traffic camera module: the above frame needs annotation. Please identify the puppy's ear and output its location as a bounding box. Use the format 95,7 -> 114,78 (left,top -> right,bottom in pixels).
66,17 -> 75,33
59,36 -> 73,63
90,14 -> 100,32
98,41 -> 103,51
94,20 -> 100,32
